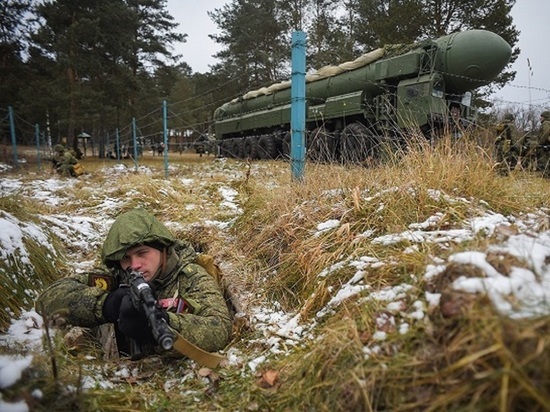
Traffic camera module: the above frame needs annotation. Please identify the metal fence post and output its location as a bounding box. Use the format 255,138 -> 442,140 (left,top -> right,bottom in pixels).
290,31 -> 307,182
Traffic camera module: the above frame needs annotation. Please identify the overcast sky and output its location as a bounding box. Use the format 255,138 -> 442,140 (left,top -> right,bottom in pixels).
166,0 -> 550,111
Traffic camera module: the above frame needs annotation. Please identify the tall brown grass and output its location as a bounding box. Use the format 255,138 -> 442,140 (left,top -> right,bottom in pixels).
1,138 -> 549,411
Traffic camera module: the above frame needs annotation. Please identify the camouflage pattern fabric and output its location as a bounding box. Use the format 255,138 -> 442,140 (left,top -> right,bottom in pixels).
36,248 -> 232,354
522,115 -> 550,176
152,259 -> 232,352
101,208 -> 175,268
36,209 -> 232,355
53,147 -> 78,176
536,118 -> 550,176
36,272 -> 109,327
494,118 -> 520,174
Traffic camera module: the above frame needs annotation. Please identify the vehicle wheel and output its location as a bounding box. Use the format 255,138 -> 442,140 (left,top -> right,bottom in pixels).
273,129 -> 286,156
377,135 -> 403,164
219,141 -> 229,157
243,137 -> 259,159
231,138 -> 243,158
258,135 -> 278,159
340,122 -> 377,164
307,126 -> 334,163
281,132 -> 292,160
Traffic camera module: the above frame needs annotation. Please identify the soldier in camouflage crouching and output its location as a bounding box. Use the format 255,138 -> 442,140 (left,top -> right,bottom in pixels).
494,113 -> 524,175
52,144 -> 79,176
528,110 -> 550,177
36,208 -> 232,362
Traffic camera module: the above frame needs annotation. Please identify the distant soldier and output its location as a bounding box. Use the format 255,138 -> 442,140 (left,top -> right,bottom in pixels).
494,113 -> 520,175
195,135 -> 208,157
158,142 -> 165,156
52,144 -> 80,177
528,110 -> 550,177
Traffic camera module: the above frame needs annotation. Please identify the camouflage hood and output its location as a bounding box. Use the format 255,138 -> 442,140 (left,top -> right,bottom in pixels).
101,208 -> 175,268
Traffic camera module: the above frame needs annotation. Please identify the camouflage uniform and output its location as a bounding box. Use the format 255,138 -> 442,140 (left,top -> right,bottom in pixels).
36,209 -> 232,357
52,144 -> 78,176
531,111 -> 550,177
494,114 -> 522,174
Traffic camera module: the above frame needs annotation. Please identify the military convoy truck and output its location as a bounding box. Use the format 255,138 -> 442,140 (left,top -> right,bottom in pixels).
213,29 -> 512,163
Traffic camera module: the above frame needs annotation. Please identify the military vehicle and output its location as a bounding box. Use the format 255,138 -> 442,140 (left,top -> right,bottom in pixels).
213,29 -> 512,163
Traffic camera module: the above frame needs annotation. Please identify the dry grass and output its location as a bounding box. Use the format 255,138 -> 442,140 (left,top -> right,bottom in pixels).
225,132 -> 550,410
231,132 -> 549,313
0,195 -> 65,329
1,136 -> 550,410
270,301 -> 550,411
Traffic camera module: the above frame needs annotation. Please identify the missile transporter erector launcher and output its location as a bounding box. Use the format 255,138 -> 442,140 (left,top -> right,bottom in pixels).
213,29 -> 512,162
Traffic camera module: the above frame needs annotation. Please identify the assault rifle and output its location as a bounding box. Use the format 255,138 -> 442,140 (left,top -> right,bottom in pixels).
122,269 -> 175,359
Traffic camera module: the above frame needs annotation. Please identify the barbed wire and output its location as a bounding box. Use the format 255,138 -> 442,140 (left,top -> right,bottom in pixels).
3,54 -> 550,151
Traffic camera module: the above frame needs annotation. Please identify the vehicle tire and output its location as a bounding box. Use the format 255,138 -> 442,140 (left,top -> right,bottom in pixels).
258,135 -> 278,160
243,137 -> 259,159
281,132 -> 292,160
377,135 -> 403,164
273,129 -> 286,157
219,140 -> 229,157
307,126 -> 334,163
340,122 -> 376,164
231,138 -> 243,158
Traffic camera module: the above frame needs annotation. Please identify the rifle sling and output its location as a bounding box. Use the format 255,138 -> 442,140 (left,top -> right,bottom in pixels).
171,330 -> 225,368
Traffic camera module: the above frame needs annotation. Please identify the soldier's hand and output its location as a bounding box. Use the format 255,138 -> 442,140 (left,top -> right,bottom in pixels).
118,295 -> 168,344
102,287 -> 130,323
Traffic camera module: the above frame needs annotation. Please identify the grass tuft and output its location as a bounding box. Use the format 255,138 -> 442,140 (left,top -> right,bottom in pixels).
1,145 -> 549,410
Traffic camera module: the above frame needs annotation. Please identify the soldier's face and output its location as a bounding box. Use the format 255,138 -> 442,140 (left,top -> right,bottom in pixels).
120,245 -> 162,282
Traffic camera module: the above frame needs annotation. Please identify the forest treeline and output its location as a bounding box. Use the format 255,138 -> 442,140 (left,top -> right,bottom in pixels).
1,0 -> 519,152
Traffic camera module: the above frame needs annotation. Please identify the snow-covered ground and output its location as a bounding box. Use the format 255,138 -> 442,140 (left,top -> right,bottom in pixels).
1,159 -> 549,411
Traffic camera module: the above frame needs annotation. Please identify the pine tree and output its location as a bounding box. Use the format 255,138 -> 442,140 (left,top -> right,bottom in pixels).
27,0 -> 186,150
0,0 -> 33,114
208,0 -> 290,92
